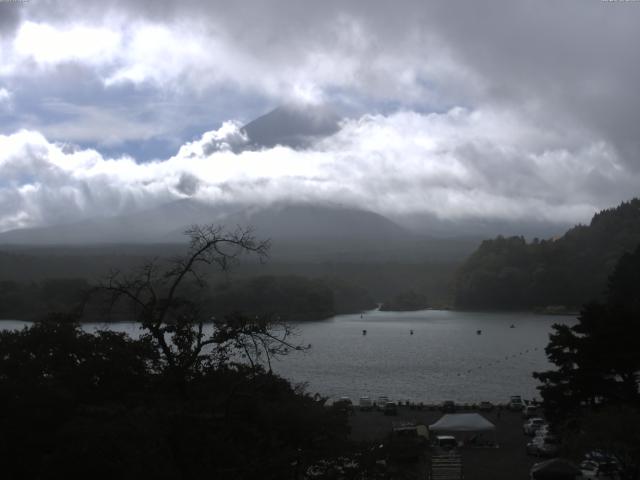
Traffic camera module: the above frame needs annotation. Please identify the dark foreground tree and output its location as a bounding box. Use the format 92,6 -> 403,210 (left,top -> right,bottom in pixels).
534,244 -> 640,417
534,244 -> 640,476
0,226 -> 351,480
97,225 -> 305,383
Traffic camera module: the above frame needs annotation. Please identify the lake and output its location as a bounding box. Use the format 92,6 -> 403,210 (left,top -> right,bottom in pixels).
0,309 -> 575,404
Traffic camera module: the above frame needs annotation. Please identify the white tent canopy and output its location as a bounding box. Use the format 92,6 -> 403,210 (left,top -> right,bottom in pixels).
429,413 -> 495,432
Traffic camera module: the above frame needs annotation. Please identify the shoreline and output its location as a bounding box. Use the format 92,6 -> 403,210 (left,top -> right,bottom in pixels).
0,305 -> 579,325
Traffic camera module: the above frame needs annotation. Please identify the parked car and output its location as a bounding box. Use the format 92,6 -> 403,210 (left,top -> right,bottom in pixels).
527,434 -> 560,457
581,451 -> 622,478
523,417 -> 546,436
333,397 -> 354,414
581,460 -> 600,478
536,435 -> 560,457
383,401 -> 398,416
522,405 -> 539,418
479,401 -> 494,411
526,437 -> 544,456
509,395 -> 524,411
442,400 -> 456,413
533,425 -> 550,440
585,450 -> 621,468
377,396 -> 390,409
359,396 -> 373,411
580,460 -> 620,479
388,422 -> 426,461
434,435 -> 458,451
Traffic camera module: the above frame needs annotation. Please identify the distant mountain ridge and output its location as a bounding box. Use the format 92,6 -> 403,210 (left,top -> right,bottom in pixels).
454,198 -> 640,310
0,198 -> 408,247
0,199 -> 231,245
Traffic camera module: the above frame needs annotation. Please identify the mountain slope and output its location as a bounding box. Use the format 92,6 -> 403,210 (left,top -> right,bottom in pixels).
0,199 -> 408,247
454,198 -> 640,310
240,104 -> 340,150
0,199 -> 232,245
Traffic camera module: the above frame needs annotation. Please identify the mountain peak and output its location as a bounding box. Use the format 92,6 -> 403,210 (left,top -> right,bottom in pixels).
240,103 -> 341,150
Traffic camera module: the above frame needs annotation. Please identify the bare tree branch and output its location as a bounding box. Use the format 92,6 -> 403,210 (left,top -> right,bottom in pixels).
92,224 -> 279,384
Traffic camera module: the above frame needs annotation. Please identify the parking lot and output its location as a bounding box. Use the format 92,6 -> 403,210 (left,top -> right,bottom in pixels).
349,405 -> 541,480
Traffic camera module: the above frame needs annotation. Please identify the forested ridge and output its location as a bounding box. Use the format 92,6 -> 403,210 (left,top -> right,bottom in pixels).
0,275 -> 375,322
206,275 -> 375,321
455,198 -> 640,310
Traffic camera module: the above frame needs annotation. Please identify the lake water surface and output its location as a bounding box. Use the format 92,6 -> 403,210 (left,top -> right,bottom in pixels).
0,309 -> 575,404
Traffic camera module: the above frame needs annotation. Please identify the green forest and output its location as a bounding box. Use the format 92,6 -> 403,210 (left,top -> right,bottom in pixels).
454,199 -> 640,310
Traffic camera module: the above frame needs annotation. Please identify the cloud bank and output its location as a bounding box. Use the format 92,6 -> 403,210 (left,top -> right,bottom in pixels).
1,107 -> 636,234
0,0 -> 637,234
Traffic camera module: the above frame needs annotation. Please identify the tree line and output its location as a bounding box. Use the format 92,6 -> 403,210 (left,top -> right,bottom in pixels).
0,275 -> 374,322
455,198 -> 640,310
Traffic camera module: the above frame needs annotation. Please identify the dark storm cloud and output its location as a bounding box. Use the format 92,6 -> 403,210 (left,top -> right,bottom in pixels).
0,0 -> 638,233
20,0 -> 639,163
420,1 -> 640,169
0,3 -> 22,36
175,172 -> 201,196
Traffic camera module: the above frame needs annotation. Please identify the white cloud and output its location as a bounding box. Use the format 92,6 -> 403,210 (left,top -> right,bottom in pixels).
13,21 -> 121,67
4,13 -> 464,107
1,107 -> 637,234
175,121 -> 248,156
0,0 -> 635,238
3,0 -> 637,173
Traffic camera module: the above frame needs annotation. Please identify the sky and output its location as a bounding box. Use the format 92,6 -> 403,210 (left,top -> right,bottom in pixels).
0,0 -> 639,235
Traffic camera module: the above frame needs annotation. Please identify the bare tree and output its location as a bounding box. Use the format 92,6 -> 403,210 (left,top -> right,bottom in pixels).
212,312 -> 309,373
95,224 -> 301,383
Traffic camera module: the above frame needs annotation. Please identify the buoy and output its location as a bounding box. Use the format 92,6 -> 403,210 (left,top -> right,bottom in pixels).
410,330 -> 414,335
510,324 -> 515,328
362,330 -> 367,335
476,329 -> 482,335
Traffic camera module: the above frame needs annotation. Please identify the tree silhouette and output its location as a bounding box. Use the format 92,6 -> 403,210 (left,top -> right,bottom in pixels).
533,244 -> 640,477
0,227 -> 349,479
96,224 -> 309,388
534,244 -> 640,418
